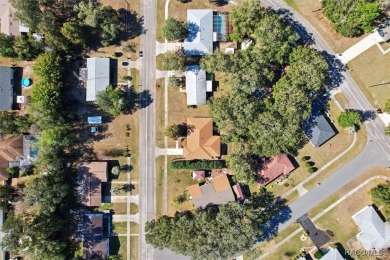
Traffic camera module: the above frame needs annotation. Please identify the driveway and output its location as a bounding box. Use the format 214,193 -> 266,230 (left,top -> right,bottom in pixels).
338,34 -> 378,64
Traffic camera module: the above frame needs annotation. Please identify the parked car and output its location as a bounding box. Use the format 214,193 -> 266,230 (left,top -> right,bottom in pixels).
139,51 -> 143,57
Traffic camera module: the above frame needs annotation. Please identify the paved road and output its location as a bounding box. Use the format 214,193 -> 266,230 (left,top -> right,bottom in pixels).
138,0 -> 157,259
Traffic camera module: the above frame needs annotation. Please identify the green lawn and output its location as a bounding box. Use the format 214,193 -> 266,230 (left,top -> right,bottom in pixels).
112,222 -> 128,234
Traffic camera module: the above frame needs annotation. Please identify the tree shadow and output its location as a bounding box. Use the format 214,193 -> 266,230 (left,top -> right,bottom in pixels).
118,9 -> 145,40
137,89 -> 154,109
186,22 -> 199,42
319,51 -> 346,91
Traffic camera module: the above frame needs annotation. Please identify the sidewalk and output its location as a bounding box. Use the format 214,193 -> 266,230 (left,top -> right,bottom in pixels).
338,34 -> 377,64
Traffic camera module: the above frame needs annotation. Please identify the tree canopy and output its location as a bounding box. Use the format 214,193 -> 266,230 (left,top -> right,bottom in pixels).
96,85 -> 128,116
146,191 -> 288,258
0,111 -> 30,136
162,50 -> 186,71
337,111 -> 362,128
322,0 -> 381,37
162,18 -> 187,41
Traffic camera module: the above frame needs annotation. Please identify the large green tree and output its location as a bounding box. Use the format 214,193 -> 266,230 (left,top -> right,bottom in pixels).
337,111 -> 362,128
162,50 -> 186,71
96,85 -> 128,116
60,22 -> 88,46
13,34 -> 44,61
0,111 -> 30,136
162,18 -> 187,41
0,33 -> 16,57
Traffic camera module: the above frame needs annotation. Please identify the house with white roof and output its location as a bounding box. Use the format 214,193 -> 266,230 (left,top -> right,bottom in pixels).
321,247 -> 345,260
83,58 -> 111,101
352,205 -> 390,251
185,65 -> 213,106
184,9 -> 213,55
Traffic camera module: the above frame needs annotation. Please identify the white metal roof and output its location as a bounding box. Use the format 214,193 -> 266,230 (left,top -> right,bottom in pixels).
86,58 -> 110,101
321,248 -> 345,260
185,65 -> 206,106
352,205 -> 390,250
184,9 -> 213,55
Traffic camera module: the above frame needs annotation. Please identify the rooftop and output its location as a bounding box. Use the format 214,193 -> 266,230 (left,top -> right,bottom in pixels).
184,9 -> 213,55
0,135 -> 23,181
77,162 -> 108,207
183,117 -> 221,160
188,174 -> 235,208
257,154 -> 295,187
82,213 -> 109,259
352,205 -> 390,251
185,65 -> 207,106
302,109 -> 336,147
0,66 -> 14,111
86,58 -> 110,102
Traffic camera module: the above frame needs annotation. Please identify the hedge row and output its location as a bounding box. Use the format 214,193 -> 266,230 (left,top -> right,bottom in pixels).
169,160 -> 226,170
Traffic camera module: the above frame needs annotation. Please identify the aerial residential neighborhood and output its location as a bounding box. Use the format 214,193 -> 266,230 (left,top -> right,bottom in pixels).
0,0 -> 390,260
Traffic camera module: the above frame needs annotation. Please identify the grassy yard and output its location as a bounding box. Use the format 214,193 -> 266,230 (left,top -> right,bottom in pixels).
99,203 -> 127,214
333,92 -> 350,110
112,221 -> 128,234
347,46 -> 390,110
284,0 -> 367,53
156,78 -> 166,148
264,100 -> 356,197
130,203 -> 139,214
109,235 -> 127,258
130,236 -> 139,259
156,155 -> 165,217
130,222 -> 139,234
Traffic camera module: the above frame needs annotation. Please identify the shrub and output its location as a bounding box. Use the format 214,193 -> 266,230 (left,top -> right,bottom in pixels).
125,132 -> 130,137
301,156 -> 310,161
169,160 -> 226,170
105,148 -> 125,157
337,110 -> 362,128
111,166 -> 120,176
308,167 -> 316,174
304,162 -> 311,168
284,183 -> 289,187
314,250 -> 322,259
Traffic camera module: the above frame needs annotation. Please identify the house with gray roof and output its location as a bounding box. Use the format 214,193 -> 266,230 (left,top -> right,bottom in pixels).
352,205 -> 390,251
184,9 -> 213,55
0,66 -> 14,111
82,213 -> 110,259
84,58 -> 111,101
185,65 -> 208,106
302,108 -> 336,147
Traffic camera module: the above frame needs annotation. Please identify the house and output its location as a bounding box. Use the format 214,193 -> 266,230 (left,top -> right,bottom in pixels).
256,154 -> 295,187
82,58 -> 111,101
297,213 -> 331,249
352,205 -> 390,251
321,247 -> 345,260
77,162 -> 108,207
302,109 -> 336,147
184,9 -> 213,55
0,0 -> 29,36
192,170 -> 206,180
183,118 -> 221,160
232,183 -> 245,201
185,65 -> 213,106
82,213 -> 109,259
187,174 -> 235,208
0,135 -> 36,182
0,66 -> 14,111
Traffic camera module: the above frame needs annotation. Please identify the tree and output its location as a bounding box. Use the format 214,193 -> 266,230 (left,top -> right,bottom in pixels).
74,1 -> 101,27
164,123 -> 187,139
371,184 -> 390,205
337,111 -> 362,128
37,126 -> 70,149
10,0 -> 42,31
172,193 -> 188,205
167,75 -> 182,87
0,111 -> 30,136
96,85 -> 128,116
32,53 -> 63,85
61,22 -> 88,46
111,166 -> 120,176
98,6 -> 124,46
0,185 -> 16,211
13,34 -> 44,61
385,126 -> 390,137
162,18 -> 187,41
385,99 -> 390,113
0,33 -> 15,57
162,50 -> 186,71
226,152 -> 256,184
230,0 -> 265,41
322,0 -> 381,37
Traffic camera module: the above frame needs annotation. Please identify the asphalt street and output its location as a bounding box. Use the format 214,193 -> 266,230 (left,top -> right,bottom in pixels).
138,0 -> 157,259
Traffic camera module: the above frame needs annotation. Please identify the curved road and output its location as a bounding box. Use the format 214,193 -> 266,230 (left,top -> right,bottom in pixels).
146,0 -> 390,259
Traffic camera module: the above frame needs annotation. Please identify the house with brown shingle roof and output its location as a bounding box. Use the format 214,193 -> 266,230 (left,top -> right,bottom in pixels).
183,118 -> 221,160
187,174 -> 235,208
77,162 -> 108,207
0,135 -> 23,181
256,154 -> 295,187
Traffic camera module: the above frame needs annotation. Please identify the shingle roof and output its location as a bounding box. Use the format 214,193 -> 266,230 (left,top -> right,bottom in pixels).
185,65 -> 207,106
77,162 -> 108,206
257,154 -> 295,187
302,110 -> 336,147
86,58 -> 110,101
232,183 -> 245,201
297,214 -> 331,249
192,170 -> 206,180
352,205 -> 390,250
183,118 -> 221,160
0,66 -> 14,111
82,214 -> 109,259
188,174 -> 235,208
0,135 -> 23,181
184,9 -> 213,55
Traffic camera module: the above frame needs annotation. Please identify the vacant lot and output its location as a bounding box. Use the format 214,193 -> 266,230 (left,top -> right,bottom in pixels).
285,0 -> 367,52
347,46 -> 390,110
